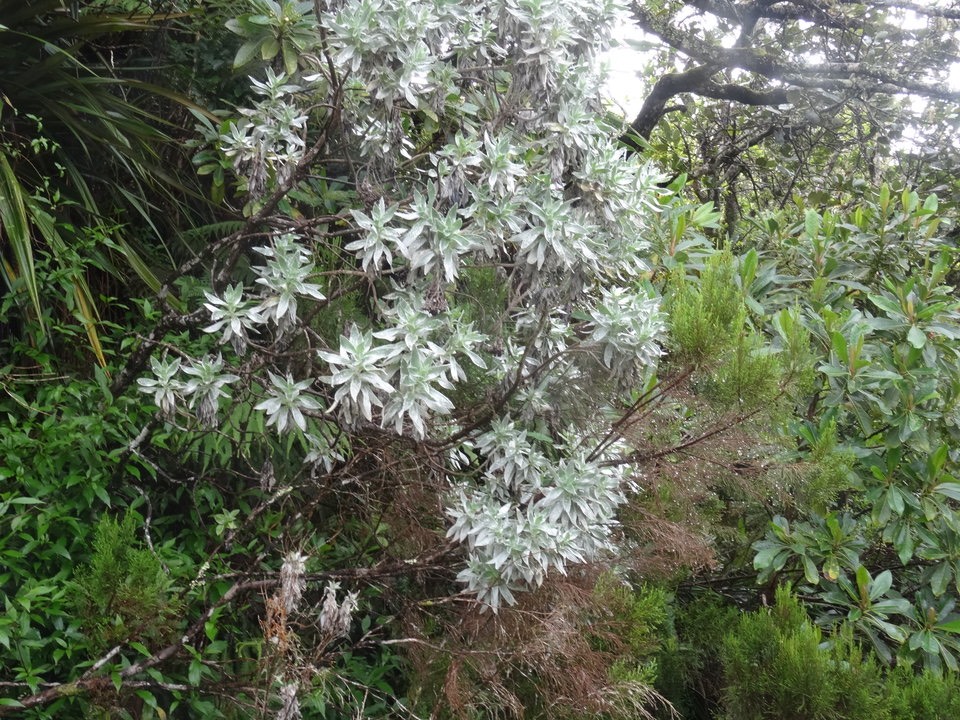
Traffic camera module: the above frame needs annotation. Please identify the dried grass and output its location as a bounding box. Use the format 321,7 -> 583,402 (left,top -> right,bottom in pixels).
403,572 -> 674,720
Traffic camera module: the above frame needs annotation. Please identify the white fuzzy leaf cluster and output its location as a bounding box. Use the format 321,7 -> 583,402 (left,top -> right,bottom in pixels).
318,295 -> 485,438
319,581 -> 359,638
589,286 -> 667,383
203,283 -> 263,356
256,372 -> 322,433
138,354 -> 240,428
219,69 -> 311,195
345,200 -> 403,272
447,423 -> 628,608
151,0 -> 672,610
136,356 -> 183,419
253,233 -> 326,333
139,233 -> 327,431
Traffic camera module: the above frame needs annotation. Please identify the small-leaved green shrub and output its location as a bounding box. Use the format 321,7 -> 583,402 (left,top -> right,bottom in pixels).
885,666 -> 960,719
655,591 -> 740,720
720,586 -> 886,720
700,320 -> 781,410
666,251 -> 742,366
69,513 -> 181,654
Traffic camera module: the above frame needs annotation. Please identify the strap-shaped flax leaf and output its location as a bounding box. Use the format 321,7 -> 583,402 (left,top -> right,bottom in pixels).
0,154 -> 45,335
1,1 -> 213,357
28,198 -> 107,367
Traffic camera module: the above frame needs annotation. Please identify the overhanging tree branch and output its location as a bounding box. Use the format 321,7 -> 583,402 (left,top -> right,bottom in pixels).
836,0 -> 960,21
697,82 -> 789,105
626,0 -> 960,140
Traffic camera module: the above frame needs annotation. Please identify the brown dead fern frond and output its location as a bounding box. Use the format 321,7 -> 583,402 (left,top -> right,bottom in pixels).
619,503 -> 716,577
442,654 -> 523,720
262,593 -> 293,657
589,680 -> 678,720
403,571 -> 673,720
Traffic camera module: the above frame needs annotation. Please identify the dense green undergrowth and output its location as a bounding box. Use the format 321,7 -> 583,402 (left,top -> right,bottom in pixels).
657,588 -> 960,720
3,1 -> 960,718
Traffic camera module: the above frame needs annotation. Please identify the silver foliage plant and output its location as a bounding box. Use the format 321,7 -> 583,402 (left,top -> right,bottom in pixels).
141,0 -> 666,610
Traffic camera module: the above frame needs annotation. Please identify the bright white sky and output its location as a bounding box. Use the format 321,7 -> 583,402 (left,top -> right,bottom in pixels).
601,23 -> 655,119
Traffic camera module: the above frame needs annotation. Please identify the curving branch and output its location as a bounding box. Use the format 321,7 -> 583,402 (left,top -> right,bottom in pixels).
625,0 -> 960,141
688,0 -> 856,27
837,0 -> 960,21
627,64 -> 720,142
